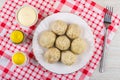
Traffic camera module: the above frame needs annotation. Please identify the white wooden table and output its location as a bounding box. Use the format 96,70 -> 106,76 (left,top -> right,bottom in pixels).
1,0 -> 120,80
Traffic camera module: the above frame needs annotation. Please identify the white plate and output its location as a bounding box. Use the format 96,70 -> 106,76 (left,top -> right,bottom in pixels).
32,13 -> 94,74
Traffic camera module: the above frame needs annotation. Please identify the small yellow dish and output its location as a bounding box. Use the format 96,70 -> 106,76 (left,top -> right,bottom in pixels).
10,30 -> 24,44
12,52 -> 27,66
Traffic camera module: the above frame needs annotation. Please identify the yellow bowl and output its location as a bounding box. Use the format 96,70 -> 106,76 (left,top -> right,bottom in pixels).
10,30 -> 24,44
12,52 -> 27,66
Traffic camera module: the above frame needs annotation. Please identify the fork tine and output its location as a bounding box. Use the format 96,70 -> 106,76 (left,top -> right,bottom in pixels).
110,7 -> 113,20
104,7 -> 109,23
109,6 -> 113,21
112,7 -> 113,13
109,6 -> 113,15
111,7 -> 113,15
104,6 -> 113,23
108,7 -> 111,21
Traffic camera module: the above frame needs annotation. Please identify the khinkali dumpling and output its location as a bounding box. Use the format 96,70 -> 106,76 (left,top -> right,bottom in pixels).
71,38 -> 87,54
61,51 -> 77,66
56,36 -> 70,50
50,20 -> 67,35
39,31 -> 56,48
66,24 -> 80,39
44,48 -> 60,63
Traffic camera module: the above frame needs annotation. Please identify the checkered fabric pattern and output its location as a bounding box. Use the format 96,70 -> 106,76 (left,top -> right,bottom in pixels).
0,0 -> 120,80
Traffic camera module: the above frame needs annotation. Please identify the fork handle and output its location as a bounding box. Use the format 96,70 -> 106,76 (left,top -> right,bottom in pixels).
99,26 -> 108,73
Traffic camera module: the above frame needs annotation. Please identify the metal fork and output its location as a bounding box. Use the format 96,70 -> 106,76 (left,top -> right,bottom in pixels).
99,6 -> 113,73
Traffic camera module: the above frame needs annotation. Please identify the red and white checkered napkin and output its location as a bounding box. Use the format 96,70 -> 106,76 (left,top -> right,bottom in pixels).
0,0 -> 120,80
